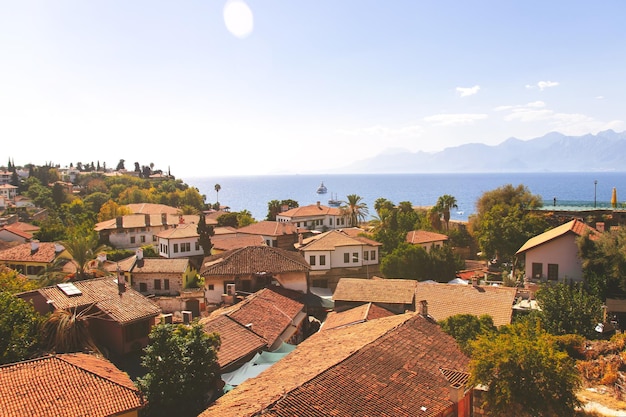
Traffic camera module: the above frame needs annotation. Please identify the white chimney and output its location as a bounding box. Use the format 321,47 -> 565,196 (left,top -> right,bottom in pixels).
30,240 -> 40,252
136,248 -> 143,260
182,310 -> 192,324
97,252 -> 107,263
54,243 -> 65,253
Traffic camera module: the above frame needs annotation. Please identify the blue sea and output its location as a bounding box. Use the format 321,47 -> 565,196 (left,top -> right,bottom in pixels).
186,172 -> 626,222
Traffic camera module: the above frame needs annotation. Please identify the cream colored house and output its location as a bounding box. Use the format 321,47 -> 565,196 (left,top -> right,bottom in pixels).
516,219 -> 598,282
276,202 -> 347,231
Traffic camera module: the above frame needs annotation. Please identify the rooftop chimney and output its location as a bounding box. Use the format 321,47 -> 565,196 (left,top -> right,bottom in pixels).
317,201 -> 321,209
116,216 -> 123,229
30,240 -> 39,253
145,213 -> 151,227
161,213 -> 167,225
182,310 -> 192,324
419,300 -> 428,317
136,248 -> 144,260
97,252 -> 107,263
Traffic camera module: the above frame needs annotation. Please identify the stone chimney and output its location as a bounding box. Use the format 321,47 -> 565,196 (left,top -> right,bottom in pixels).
161,213 -> 167,225
298,233 -> 303,246
317,201 -> 321,209
145,213 -> 151,227
419,300 -> 428,316
471,275 -> 479,287
116,216 -> 123,229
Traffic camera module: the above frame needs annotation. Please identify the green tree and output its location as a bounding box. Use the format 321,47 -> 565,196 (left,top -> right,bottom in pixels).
217,212 -> 239,228
197,214 -> 215,256
340,194 -> 369,227
237,209 -> 255,227
41,309 -> 101,354
439,313 -> 496,355
33,212 -> 67,242
435,194 -> 458,231
470,184 -> 547,263
0,292 -> 44,364
578,227 -> 626,298
266,199 -> 298,221
380,242 -> 430,280
469,320 -> 581,417
428,245 -> 464,282
535,282 -> 603,339
137,322 -> 221,417
0,266 -> 38,294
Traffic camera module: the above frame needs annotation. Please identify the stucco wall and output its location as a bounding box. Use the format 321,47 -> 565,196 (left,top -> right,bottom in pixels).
523,233 -> 583,282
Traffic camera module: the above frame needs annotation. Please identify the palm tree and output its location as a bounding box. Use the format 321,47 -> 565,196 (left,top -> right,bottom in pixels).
436,194 -> 458,231
214,184 -> 221,206
62,226 -> 109,281
41,308 -> 102,354
341,194 -> 369,228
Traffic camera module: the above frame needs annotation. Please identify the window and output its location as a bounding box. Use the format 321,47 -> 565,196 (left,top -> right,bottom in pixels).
330,218 -> 333,225
195,242 -> 200,251
320,255 -> 326,266
208,284 -> 214,291
140,235 -> 146,243
532,263 -> 543,279
173,243 -> 179,253
184,242 -> 191,252
154,279 -> 161,290
153,235 -> 157,242
371,250 -> 376,260
309,255 -> 316,266
353,252 -> 358,263
548,264 -> 559,281
139,282 -> 147,292
344,253 -> 350,263
130,236 -> 136,244
164,279 -> 170,290
364,251 -> 369,261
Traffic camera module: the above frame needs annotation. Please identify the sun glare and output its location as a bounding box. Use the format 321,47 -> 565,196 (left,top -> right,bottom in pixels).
223,0 -> 254,39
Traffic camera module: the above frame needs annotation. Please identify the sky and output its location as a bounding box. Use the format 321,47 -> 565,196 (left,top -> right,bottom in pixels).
1,1 -> 625,178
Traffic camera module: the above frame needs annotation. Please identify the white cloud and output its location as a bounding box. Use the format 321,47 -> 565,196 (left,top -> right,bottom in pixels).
456,85 -> 480,97
527,101 -> 546,108
596,96 -> 605,100
526,81 -> 560,91
423,113 -> 488,126
337,124 -> 424,137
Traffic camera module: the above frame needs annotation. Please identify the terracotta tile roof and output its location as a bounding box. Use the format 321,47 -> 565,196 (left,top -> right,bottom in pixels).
0,242 -> 64,263
213,226 -> 238,235
125,203 -> 180,214
131,257 -> 190,274
200,315 -> 267,369
322,302 -> 395,330
406,230 -> 449,244
211,234 -> 266,251
415,282 -> 517,327
333,278 -> 417,305
0,353 -> 144,417
277,203 -> 342,218
516,219 -> 598,254
201,313 -> 470,417
200,245 -> 310,277
155,223 -> 199,239
226,288 -> 305,348
24,277 -> 161,324
94,214 -> 212,232
4,221 -> 40,233
237,221 -> 299,236
0,226 -> 32,240
299,230 -> 382,251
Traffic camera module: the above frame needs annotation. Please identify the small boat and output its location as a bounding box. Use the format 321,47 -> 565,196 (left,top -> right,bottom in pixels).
328,193 -> 341,207
316,182 -> 327,194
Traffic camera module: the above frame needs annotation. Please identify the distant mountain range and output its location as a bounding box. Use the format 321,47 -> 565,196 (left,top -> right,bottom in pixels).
333,130 -> 626,173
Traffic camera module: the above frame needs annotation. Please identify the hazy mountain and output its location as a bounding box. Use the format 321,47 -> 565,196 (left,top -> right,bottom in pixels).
332,130 -> 626,173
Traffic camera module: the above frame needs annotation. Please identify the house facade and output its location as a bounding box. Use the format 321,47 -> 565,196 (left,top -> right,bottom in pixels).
406,229 -> 449,251
0,183 -> 17,201
199,245 -> 310,305
296,230 -> 382,290
236,221 -> 300,250
18,277 -> 161,355
516,219 -> 598,283
0,241 -> 71,278
156,223 -> 204,258
276,202 -> 347,231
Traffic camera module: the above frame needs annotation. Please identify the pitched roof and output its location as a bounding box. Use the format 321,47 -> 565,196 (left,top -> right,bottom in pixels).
415,282 -> 517,327
333,278 -> 417,305
201,313 -> 470,417
22,277 -> 161,324
298,230 -> 381,251
131,257 -> 190,274
0,242 -> 65,263
277,203 -> 342,218
125,203 -> 180,214
516,219 -> 598,254
237,221 -> 299,236
322,302 -> 395,330
200,245 -> 310,277
406,230 -> 449,244
0,353 -> 144,417
94,213 -> 212,232
155,223 -> 199,239
225,287 -> 305,348
211,234 -> 266,251
200,315 -> 268,369
3,221 -> 40,233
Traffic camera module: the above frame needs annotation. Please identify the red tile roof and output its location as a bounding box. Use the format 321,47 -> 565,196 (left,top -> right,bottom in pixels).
22,277 -> 161,324
201,313 -> 470,417
333,277 -> 417,305
406,230 -> 449,245
0,353 -> 144,417
277,203 -> 342,218
125,203 -> 181,214
155,223 -> 199,239
322,302 -> 395,330
200,245 -> 310,277
226,288 -> 305,348
298,229 -> 381,251
415,282 -> 517,327
0,242 -> 65,263
516,219 -> 598,254
211,234 -> 266,251
200,315 -> 267,369
237,221 -> 299,236
131,257 -> 190,274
